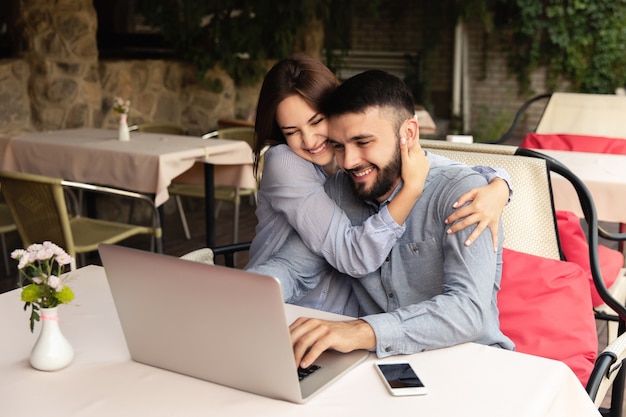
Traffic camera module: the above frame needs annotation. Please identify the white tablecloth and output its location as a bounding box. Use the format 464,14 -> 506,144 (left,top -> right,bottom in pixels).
0,265 -> 600,417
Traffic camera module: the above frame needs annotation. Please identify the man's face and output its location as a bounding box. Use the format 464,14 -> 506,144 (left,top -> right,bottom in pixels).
327,107 -> 402,203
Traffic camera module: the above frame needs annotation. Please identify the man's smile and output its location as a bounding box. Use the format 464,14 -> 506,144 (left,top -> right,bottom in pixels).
348,165 -> 375,180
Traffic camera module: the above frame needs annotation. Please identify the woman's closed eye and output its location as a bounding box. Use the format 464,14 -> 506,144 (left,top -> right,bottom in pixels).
311,116 -> 325,126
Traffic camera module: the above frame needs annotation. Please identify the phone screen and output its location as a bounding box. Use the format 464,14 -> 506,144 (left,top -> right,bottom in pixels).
377,363 -> 425,389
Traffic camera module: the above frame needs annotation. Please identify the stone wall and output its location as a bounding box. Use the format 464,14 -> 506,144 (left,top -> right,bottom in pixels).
0,0 -> 260,138
0,59 -> 33,136
0,56 -> 259,138
97,60 -> 258,136
14,0 -> 101,131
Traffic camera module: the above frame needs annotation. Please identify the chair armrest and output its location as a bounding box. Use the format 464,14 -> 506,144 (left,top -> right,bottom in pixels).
211,242 -> 251,268
586,331 -> 626,406
201,130 -> 219,139
597,225 -> 626,243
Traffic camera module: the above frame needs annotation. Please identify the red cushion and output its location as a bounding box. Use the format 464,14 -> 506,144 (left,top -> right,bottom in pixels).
498,248 -> 598,386
521,132 -> 626,154
556,210 -> 623,306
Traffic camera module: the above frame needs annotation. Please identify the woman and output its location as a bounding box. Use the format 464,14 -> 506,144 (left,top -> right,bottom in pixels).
246,54 -> 511,314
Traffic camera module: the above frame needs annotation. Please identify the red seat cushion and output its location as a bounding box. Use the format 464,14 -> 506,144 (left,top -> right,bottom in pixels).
521,133 -> 626,154
498,248 -> 598,386
556,210 -> 623,307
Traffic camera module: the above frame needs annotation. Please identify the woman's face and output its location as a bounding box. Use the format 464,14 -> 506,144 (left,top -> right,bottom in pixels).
275,94 -> 335,166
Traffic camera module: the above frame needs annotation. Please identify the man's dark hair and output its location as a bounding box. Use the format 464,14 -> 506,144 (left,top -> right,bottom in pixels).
322,70 -> 415,126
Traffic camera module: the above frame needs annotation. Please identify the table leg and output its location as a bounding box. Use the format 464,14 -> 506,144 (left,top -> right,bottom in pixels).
204,163 -> 215,248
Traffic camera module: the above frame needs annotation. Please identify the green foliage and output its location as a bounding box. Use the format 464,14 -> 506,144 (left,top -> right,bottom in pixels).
135,0 -> 382,87
488,0 -> 626,94
471,105 -> 512,143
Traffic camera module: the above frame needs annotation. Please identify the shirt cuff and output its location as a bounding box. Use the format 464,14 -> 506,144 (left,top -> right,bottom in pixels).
361,313 -> 406,358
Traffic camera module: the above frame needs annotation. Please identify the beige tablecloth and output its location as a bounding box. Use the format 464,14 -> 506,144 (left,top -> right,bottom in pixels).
536,149 -> 626,224
0,128 -> 255,206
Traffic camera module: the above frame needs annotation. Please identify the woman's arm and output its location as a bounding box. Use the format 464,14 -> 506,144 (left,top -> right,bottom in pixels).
445,178 -> 509,250
386,138 -> 429,225
426,151 -> 512,251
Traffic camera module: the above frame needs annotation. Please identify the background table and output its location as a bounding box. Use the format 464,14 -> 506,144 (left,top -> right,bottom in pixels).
0,128 -> 255,246
0,265 -> 600,417
535,149 -> 626,224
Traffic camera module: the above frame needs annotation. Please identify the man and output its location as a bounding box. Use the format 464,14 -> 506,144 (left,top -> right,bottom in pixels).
253,70 -> 514,370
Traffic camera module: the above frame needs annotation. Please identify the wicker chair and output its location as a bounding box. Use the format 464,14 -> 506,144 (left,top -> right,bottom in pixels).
0,170 -> 163,268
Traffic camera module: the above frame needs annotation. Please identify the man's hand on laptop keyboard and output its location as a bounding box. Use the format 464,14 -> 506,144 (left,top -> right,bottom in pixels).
289,317 -> 375,368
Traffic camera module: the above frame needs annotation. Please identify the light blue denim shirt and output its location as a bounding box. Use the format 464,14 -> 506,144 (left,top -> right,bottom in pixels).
251,156 -> 514,356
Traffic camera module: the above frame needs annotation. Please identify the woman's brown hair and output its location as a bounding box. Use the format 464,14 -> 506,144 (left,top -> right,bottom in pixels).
253,54 -> 339,173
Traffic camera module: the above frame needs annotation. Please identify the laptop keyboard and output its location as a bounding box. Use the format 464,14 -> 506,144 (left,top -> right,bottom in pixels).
298,364 -> 321,381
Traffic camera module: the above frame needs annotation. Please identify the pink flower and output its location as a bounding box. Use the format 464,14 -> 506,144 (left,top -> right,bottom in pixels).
55,253 -> 73,266
47,275 -> 63,291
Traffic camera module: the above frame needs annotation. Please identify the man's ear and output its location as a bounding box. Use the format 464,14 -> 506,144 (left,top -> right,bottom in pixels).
401,116 -> 420,148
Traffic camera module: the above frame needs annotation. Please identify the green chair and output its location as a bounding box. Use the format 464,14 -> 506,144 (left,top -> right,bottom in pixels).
169,127 -> 260,243
0,170 -> 163,268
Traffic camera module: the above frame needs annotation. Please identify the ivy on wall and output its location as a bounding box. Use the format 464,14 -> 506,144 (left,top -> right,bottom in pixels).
490,0 -> 626,94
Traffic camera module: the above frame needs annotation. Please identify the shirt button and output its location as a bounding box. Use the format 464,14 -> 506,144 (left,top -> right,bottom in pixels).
385,345 -> 393,352
385,256 -> 390,262
388,292 -> 394,298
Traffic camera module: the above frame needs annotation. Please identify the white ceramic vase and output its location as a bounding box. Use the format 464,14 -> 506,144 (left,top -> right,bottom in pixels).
29,307 -> 74,371
118,114 -> 130,142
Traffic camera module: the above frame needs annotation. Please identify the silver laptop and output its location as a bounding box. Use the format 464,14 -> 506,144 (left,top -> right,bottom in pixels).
98,244 -> 369,404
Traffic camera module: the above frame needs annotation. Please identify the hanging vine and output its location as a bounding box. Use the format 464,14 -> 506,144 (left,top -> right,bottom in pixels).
489,0 -> 626,94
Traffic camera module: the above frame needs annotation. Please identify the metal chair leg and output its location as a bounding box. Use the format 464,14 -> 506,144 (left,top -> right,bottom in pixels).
233,197 -> 240,244
1,234 -> 10,276
175,195 -> 191,240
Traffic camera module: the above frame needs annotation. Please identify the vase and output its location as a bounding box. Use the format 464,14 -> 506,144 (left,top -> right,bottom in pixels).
29,307 -> 74,371
118,114 -> 130,142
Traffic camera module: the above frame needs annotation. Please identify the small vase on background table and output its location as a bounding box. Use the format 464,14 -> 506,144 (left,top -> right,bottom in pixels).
118,113 -> 130,142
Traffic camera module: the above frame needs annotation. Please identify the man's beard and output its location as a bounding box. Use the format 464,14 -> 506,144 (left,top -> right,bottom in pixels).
348,145 -> 401,202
